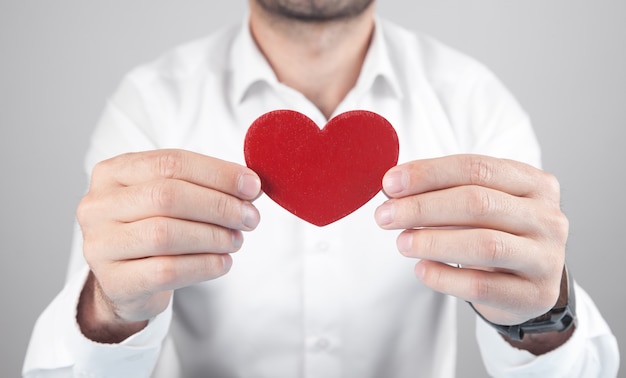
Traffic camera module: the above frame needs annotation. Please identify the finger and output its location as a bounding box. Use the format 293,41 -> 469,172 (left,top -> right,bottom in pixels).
101,253 -> 233,301
83,178 -> 261,230
414,260 -> 554,324
383,154 -> 560,203
376,185 -> 540,234
91,149 -> 261,200
84,217 -> 244,262
130,253 -> 232,293
396,228 -> 547,275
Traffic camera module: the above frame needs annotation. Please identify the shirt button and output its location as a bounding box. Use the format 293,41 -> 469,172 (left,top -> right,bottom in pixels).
316,241 -> 330,252
313,337 -> 330,351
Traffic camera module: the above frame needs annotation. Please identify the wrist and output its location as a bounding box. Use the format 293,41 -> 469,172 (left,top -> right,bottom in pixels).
469,265 -> 577,354
502,322 -> 576,356
77,271 -> 148,344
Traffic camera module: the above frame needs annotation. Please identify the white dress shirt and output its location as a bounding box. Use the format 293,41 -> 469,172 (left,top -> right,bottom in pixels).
23,17 -> 619,378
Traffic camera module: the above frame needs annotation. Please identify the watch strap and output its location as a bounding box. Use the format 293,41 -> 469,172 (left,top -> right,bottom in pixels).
470,265 -> 577,342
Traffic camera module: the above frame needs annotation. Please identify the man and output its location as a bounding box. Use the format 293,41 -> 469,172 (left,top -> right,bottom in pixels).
24,1 -> 619,376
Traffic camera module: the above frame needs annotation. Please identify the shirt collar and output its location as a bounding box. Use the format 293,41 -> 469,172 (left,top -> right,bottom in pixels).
353,17 -> 403,100
229,16 -> 403,106
229,18 -> 278,106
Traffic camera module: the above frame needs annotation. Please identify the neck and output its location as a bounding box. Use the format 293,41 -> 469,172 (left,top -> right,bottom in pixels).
249,2 -> 375,119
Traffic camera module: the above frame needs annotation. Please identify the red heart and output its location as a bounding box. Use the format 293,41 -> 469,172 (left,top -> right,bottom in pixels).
244,110 -> 399,226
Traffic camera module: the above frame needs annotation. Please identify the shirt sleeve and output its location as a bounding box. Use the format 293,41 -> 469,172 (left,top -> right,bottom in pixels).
476,283 -> 620,377
437,57 -> 619,377
22,72 -> 172,377
22,265 -> 173,378
451,64 -> 621,376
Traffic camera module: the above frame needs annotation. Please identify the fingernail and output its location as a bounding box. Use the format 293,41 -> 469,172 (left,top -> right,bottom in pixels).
375,202 -> 395,226
242,203 -> 260,229
222,254 -> 233,272
231,230 -> 244,250
383,170 -> 406,196
238,173 -> 261,199
397,232 -> 413,255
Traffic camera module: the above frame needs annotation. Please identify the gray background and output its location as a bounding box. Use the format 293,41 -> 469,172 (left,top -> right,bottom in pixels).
1,0 -> 624,376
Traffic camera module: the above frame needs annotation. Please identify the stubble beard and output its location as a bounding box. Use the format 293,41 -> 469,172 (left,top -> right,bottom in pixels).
255,0 -> 375,22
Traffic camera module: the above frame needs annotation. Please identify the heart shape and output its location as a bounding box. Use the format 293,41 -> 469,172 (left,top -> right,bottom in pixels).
244,110 -> 399,226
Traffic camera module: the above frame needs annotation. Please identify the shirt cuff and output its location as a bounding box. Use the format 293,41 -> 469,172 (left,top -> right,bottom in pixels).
23,265 -> 172,378
475,282 -> 619,377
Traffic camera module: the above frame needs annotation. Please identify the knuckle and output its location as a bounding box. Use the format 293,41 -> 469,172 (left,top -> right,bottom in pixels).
150,180 -> 177,212
412,232 -> 433,256
206,164 -> 226,190
542,172 -> 561,199
207,226 -> 233,252
76,194 -> 95,226
91,159 -> 112,182
196,224 -> 225,252
205,226 -> 221,248
480,233 -> 507,265
544,208 -> 570,242
77,205 -> 105,265
152,257 -> 178,288
200,255 -> 226,277
212,194 -> 233,220
467,188 -> 493,217
409,198 -> 426,222
157,150 -> 184,179
148,218 -> 174,251
468,155 -> 494,186
467,272 -> 490,302
555,210 -> 570,238
91,153 -> 130,183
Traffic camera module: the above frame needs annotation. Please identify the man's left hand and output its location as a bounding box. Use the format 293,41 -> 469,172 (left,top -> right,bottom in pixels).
375,154 -> 569,326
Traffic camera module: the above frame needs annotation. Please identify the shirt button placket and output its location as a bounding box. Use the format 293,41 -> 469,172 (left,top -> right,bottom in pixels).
316,241 -> 330,253
302,225 -> 342,378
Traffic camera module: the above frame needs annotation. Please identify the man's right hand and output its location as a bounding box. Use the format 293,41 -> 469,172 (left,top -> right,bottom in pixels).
75,149 -> 261,343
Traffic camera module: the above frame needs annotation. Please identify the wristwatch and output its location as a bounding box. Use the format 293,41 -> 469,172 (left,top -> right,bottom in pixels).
470,265 -> 577,342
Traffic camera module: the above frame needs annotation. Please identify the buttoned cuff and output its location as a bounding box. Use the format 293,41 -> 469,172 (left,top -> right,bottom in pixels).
24,266 -> 172,378
475,282 -> 619,377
